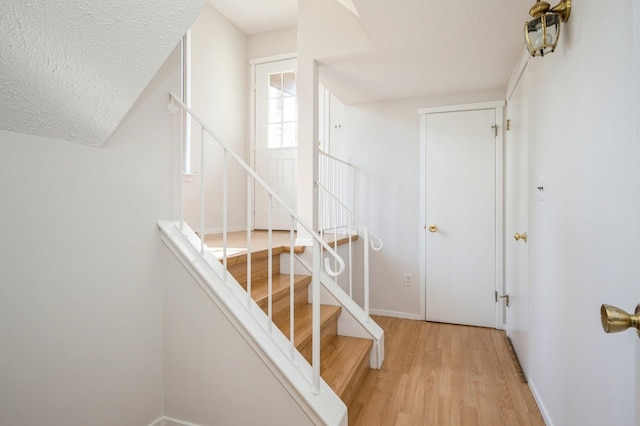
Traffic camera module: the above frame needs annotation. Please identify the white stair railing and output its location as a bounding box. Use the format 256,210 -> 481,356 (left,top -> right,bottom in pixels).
168,92 -> 345,394
316,180 -> 383,319
319,150 -> 354,233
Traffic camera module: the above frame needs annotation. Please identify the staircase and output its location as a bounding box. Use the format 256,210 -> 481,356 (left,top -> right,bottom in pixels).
165,93 -> 384,424
221,238 -> 373,408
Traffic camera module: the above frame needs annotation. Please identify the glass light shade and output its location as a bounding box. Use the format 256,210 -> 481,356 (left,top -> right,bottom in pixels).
524,13 -> 561,57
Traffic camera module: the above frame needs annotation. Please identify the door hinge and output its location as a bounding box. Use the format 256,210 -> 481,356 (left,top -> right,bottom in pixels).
506,119 -> 511,131
495,291 -> 510,307
491,124 -> 498,137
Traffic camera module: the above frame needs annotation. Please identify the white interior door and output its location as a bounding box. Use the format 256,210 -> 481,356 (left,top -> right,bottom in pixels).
425,108 -> 498,328
254,59 -> 297,230
505,65 -> 530,378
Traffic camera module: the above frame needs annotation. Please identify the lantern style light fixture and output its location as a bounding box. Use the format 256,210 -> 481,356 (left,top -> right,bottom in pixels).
524,0 -> 571,57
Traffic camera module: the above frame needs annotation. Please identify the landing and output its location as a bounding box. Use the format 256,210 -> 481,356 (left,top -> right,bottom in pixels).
204,230 -> 358,260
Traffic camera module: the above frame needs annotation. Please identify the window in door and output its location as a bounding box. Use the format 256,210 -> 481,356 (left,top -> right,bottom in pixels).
267,71 -> 297,149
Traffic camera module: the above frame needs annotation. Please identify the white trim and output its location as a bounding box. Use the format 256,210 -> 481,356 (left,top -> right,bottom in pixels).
418,113 -> 427,320
148,416 -> 202,426
250,52 -> 297,65
419,102 -> 505,329
494,106 -> 505,330
369,308 -> 423,321
418,100 -> 505,115
528,380 -> 554,426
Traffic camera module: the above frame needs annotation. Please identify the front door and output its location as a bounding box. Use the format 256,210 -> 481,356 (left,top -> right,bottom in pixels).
505,65 -> 530,378
254,58 -> 298,230
424,107 -> 499,328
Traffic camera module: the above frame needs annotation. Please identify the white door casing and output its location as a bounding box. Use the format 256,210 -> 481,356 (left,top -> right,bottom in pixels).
420,102 -> 504,328
254,58 -> 298,230
505,63 -> 530,378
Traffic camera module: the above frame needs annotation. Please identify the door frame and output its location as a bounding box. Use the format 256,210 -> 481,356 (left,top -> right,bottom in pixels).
504,52 -> 531,336
419,101 -> 505,329
249,52 -> 297,229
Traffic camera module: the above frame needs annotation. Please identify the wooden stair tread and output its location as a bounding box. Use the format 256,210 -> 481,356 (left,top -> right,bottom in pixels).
321,335 -> 373,398
220,245 -> 305,266
273,304 -> 341,348
323,233 -> 359,249
249,273 -> 311,307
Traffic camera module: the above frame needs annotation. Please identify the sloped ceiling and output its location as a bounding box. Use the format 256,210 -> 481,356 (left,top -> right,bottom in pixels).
318,0 -> 532,104
208,0 -> 533,104
0,0 -> 207,146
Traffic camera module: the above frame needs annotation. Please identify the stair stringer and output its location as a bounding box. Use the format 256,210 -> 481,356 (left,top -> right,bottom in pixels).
158,221 -> 347,426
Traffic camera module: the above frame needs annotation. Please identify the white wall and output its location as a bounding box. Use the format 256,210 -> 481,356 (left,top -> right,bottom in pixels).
0,46 -> 182,425
523,1 -> 640,424
184,5 -> 248,234
247,26 -> 297,60
161,245 -> 314,425
337,90 -> 503,318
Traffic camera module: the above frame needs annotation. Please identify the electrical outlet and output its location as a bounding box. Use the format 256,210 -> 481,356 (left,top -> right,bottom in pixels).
404,273 -> 413,287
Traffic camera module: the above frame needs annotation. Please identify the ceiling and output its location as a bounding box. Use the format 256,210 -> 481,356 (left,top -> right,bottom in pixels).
209,0 -> 298,34
0,0 -> 207,146
212,0 -> 532,104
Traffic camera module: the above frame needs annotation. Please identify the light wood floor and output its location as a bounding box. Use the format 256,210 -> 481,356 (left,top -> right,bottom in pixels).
203,230 -> 356,258
350,316 -> 544,426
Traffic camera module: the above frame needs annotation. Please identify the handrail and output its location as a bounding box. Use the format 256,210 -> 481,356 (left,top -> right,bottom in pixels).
316,179 -> 382,319
316,181 -> 383,251
168,92 -> 350,394
319,149 -> 351,167
168,92 -> 345,277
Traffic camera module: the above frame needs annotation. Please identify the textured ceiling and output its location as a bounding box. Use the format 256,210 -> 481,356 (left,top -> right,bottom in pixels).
0,0 -> 207,146
318,0 -> 533,104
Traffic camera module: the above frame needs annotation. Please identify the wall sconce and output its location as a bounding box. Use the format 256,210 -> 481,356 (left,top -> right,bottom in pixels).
524,0 -> 571,57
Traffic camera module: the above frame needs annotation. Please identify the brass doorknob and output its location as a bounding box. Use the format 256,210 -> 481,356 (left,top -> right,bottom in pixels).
600,304 -> 640,337
514,232 -> 528,242
428,224 -> 438,233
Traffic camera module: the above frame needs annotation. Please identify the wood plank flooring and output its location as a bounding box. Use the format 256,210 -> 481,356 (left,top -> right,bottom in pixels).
350,316 -> 544,426
203,230 -> 357,259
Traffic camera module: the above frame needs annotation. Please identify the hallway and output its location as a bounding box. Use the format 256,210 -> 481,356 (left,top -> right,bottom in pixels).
350,317 -> 544,425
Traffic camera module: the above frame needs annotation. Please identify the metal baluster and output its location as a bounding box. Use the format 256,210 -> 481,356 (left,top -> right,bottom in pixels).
289,215 -> 295,360
179,105 -> 184,232
223,149 -> 228,282
247,175 -> 252,308
364,230 -> 370,321
312,240 -> 321,394
268,194 -> 273,332
200,127 -> 206,255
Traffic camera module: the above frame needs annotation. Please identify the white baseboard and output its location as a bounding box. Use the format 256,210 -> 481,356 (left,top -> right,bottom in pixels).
528,380 -> 553,426
369,309 -> 423,321
149,416 -> 202,426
